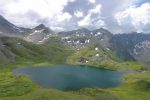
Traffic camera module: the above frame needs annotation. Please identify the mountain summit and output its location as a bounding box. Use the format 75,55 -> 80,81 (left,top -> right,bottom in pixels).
25,24 -> 55,43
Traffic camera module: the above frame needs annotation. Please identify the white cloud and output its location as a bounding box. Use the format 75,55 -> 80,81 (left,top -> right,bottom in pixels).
74,11 -> 83,18
51,26 -> 65,31
78,4 -> 103,27
78,14 -> 91,27
89,4 -> 101,14
95,19 -> 106,28
89,0 -> 96,4
115,3 -> 150,33
57,12 -> 72,22
0,0 -> 74,27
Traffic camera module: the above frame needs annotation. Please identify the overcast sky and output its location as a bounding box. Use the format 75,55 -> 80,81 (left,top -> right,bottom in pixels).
0,0 -> 150,33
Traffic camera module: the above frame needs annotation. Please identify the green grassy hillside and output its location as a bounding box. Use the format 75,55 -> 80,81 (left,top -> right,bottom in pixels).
67,41 -> 144,71
0,36 -> 72,66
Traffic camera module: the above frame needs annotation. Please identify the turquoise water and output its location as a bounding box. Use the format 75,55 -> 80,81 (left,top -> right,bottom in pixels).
14,65 -> 123,91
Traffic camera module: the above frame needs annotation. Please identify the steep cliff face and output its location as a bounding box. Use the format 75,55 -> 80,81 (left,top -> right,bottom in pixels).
133,40 -> 150,67
109,33 -> 150,61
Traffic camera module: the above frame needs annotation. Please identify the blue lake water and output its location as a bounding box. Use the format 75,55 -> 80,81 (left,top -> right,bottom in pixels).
13,65 -> 123,91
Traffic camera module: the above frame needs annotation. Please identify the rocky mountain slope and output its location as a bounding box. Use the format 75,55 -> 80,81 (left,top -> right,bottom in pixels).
133,40 -> 150,67
0,15 -> 56,43
58,28 -> 150,67
25,24 -> 56,43
0,15 -> 30,35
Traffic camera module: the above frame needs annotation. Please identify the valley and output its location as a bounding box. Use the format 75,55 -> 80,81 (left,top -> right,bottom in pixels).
0,15 -> 150,100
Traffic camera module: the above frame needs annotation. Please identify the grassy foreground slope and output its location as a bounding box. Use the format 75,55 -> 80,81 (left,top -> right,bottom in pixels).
0,68 -> 94,100
0,66 -> 150,100
75,71 -> 150,100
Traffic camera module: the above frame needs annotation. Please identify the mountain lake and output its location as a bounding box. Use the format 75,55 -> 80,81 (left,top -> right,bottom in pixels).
13,64 -> 124,91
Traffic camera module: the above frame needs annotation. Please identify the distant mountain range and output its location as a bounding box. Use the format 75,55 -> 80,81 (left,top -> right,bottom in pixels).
0,15 -> 55,43
0,15 -> 150,67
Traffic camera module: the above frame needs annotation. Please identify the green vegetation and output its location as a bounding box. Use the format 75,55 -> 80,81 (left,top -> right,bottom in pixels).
67,44 -> 144,71
0,36 -> 73,66
0,36 -> 150,100
0,67 -> 93,100
107,71 -> 150,100
0,63 -> 150,100
74,71 -> 150,100
0,68 -> 37,97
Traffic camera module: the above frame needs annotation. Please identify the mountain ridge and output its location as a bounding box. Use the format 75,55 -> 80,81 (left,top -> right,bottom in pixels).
0,15 -> 150,67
